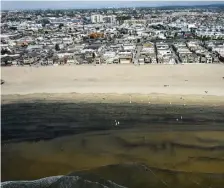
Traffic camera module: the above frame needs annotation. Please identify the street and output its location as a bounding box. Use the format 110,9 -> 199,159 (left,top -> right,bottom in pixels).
133,44 -> 143,64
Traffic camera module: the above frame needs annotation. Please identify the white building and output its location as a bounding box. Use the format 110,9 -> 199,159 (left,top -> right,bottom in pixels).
91,14 -> 103,23
103,15 -> 116,24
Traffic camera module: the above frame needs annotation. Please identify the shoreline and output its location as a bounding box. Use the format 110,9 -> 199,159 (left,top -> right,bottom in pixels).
2,93 -> 224,106
2,88 -> 224,96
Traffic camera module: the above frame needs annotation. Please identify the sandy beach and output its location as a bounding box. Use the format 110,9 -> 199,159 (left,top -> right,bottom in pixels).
2,64 -> 224,96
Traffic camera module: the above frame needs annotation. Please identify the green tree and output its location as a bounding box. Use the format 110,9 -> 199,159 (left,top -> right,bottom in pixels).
58,23 -> 64,29
41,19 -> 50,27
174,32 -> 178,38
55,43 -> 60,51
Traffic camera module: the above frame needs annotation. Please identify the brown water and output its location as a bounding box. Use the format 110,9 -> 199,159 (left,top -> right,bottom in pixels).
2,100 -> 224,187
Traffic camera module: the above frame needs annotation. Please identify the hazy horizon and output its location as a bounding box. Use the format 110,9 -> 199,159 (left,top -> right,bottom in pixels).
1,1 -> 224,10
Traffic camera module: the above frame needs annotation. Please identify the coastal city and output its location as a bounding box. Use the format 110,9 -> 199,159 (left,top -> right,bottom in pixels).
1,5 -> 224,66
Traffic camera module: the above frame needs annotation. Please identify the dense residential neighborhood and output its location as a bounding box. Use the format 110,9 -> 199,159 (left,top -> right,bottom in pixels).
1,5 -> 224,66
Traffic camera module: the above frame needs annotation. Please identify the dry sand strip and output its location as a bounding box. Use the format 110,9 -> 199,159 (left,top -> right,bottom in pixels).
1,64 -> 224,96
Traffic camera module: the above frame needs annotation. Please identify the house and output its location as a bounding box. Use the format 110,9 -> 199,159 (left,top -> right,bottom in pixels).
94,57 -> 101,64
102,51 -> 118,64
156,42 -> 169,50
200,56 -> 206,63
179,53 -> 199,63
118,52 -> 133,64
150,54 -> 157,64
206,54 -> 213,63
144,56 -> 151,64
124,19 -> 147,25
138,55 -> 145,65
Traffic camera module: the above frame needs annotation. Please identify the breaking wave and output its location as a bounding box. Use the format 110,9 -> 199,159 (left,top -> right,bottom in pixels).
1,175 -> 127,188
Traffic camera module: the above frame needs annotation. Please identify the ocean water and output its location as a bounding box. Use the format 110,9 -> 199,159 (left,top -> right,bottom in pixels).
2,102 -> 224,142
2,164 -> 224,188
2,101 -> 224,187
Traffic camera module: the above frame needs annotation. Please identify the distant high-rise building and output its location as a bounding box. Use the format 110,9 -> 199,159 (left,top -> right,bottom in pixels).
103,15 -> 117,24
91,14 -> 103,23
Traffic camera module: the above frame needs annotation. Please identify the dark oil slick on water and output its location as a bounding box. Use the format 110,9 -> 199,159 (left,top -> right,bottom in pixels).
2,102 -> 224,142
2,101 -> 224,188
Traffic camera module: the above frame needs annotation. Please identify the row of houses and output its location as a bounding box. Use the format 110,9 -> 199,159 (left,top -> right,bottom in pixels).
138,42 -> 157,64
172,41 -> 221,64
